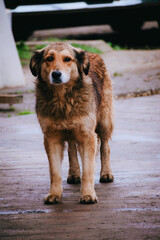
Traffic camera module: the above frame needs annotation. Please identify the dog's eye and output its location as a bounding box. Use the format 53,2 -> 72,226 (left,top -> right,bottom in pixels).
46,56 -> 54,62
63,57 -> 72,62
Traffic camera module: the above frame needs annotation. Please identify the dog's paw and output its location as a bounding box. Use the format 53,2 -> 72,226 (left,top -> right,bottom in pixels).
67,175 -> 81,184
44,193 -> 61,204
80,194 -> 98,204
100,174 -> 114,183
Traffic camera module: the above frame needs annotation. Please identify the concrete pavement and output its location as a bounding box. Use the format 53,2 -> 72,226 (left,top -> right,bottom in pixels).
0,95 -> 160,239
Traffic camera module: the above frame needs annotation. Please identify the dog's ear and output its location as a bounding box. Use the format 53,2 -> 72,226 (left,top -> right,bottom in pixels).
73,48 -> 90,75
30,49 -> 44,77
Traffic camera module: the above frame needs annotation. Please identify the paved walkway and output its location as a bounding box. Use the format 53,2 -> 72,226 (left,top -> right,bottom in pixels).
0,95 -> 160,239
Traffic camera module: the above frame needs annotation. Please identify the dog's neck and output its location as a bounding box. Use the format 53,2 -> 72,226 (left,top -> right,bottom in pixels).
36,74 -> 84,100
35,74 -> 91,120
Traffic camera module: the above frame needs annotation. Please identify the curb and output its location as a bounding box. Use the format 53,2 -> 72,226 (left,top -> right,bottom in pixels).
115,88 -> 160,100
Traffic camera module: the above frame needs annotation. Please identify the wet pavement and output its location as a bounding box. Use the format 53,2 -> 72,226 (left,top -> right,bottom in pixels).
0,95 -> 160,239
0,32 -> 160,238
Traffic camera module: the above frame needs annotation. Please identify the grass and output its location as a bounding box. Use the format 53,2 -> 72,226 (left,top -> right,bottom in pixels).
9,106 -> 15,111
15,90 -> 23,94
7,109 -> 34,117
16,40 -> 103,65
107,42 -> 128,50
26,89 -> 35,93
16,42 -> 32,58
113,72 -> 123,77
16,41 -> 32,65
107,42 -> 160,50
35,42 -> 103,54
16,41 -> 31,59
16,110 -> 34,116
14,90 -> 35,94
71,43 -> 103,54
35,44 -> 47,50
45,37 -> 67,42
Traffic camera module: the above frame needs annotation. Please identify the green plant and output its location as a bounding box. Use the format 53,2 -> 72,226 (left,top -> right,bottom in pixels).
107,42 -> 128,50
16,40 -> 103,66
16,41 -> 32,65
113,72 -> 123,77
71,43 -> 103,54
107,41 -> 160,50
26,89 -> 35,93
48,37 -> 64,42
35,42 -> 103,54
16,110 -> 34,116
35,44 -> 47,50
9,106 -> 15,111
15,90 -> 23,94
16,41 -> 32,59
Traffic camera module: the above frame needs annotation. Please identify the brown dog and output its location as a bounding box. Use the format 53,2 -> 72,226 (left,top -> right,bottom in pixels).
30,42 -> 114,204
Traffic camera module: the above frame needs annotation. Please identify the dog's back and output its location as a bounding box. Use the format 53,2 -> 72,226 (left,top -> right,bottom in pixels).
87,52 -> 113,139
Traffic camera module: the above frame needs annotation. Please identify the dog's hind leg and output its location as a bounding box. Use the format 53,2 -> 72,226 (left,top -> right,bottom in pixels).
100,138 -> 114,183
98,71 -> 114,183
67,141 -> 81,184
44,134 -> 64,204
97,113 -> 114,183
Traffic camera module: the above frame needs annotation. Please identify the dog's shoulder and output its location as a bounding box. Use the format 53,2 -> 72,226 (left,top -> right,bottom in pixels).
87,52 -> 106,80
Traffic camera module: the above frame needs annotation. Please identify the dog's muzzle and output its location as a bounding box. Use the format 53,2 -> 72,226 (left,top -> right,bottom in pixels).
51,71 -> 62,84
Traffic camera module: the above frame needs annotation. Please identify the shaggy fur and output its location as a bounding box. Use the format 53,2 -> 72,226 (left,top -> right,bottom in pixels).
30,42 -> 114,204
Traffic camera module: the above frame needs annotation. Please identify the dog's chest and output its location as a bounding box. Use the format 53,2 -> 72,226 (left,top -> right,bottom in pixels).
36,88 -> 91,120
37,113 -> 92,137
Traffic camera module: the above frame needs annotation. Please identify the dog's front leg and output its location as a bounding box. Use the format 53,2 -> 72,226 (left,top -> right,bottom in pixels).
78,133 -> 98,204
44,135 -> 64,204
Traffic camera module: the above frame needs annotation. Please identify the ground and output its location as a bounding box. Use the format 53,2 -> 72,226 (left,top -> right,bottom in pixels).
0,96 -> 160,239
0,25 -> 160,239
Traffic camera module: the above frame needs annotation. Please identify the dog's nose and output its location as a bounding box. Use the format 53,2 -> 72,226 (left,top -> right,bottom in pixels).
52,71 -> 62,80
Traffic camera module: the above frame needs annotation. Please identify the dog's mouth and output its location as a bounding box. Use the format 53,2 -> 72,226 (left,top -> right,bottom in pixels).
52,79 -> 62,84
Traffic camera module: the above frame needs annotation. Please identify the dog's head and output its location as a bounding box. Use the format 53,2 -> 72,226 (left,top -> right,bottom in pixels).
30,42 -> 90,85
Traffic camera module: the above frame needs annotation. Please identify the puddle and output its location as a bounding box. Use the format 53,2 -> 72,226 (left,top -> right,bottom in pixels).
62,209 -> 73,213
115,207 -> 160,212
114,134 -> 159,143
0,209 -> 52,215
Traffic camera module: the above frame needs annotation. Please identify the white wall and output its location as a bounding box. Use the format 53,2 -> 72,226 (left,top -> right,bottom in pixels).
0,0 -> 25,89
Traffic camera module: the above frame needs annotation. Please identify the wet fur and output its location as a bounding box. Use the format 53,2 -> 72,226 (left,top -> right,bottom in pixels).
30,42 -> 114,204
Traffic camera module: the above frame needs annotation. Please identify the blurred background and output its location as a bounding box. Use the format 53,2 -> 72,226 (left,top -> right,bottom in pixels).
1,0 -> 160,116
4,0 -> 160,46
